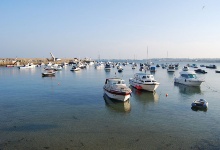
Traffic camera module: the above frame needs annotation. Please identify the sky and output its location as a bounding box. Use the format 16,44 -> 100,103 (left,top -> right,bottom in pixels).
1,0 -> 220,59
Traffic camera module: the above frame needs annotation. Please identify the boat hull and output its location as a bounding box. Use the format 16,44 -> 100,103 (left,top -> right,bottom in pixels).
174,78 -> 203,86
129,79 -> 159,92
42,73 -> 55,77
103,89 -> 130,102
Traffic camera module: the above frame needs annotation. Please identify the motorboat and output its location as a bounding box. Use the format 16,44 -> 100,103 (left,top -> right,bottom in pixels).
131,65 -> 136,69
94,62 -> 104,69
156,64 -> 160,67
42,69 -> 55,77
18,63 -> 36,69
117,66 -> 123,73
174,63 -> 179,69
167,64 -> 175,72
206,64 -> 217,69
182,66 -> 189,71
194,69 -> 207,74
174,70 -> 204,86
129,73 -> 160,92
103,78 -> 132,101
191,99 -> 208,109
54,65 -> 63,71
150,66 -> 156,72
104,63 -> 111,71
215,70 -> 220,73
70,66 -> 80,71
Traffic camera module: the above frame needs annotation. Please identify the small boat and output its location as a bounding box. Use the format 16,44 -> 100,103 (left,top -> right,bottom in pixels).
156,64 -> 160,67
194,69 -> 207,74
150,66 -> 156,72
70,66 -> 80,71
42,70 -> 55,77
103,78 -> 132,101
206,65 -> 217,69
182,66 -> 189,71
215,70 -> 220,73
191,99 -> 208,109
167,64 -> 175,72
191,64 -> 198,68
174,70 -> 204,86
94,62 -> 104,69
18,63 -> 36,69
174,63 -> 179,69
129,73 -> 160,92
131,65 -> 136,69
104,63 -> 111,71
117,66 -> 123,73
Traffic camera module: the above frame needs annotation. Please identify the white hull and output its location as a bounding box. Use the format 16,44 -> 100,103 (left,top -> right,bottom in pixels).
174,78 -> 203,86
129,79 -> 159,91
19,65 -> 36,69
104,90 -> 130,102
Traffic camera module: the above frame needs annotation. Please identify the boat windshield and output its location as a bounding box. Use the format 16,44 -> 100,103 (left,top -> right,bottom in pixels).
181,74 -> 196,78
188,74 -> 196,78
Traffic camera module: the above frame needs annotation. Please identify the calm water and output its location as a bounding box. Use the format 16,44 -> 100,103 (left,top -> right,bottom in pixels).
0,62 -> 220,150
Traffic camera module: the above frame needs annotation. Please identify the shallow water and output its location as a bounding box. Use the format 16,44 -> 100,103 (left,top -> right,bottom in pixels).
0,62 -> 220,149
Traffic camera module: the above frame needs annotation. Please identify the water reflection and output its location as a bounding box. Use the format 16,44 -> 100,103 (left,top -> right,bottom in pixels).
130,87 -> 159,105
174,83 -> 201,95
167,71 -> 175,79
103,94 -> 131,113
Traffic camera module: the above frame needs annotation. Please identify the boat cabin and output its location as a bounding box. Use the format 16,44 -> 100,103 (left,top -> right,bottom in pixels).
134,73 -> 156,82
105,78 -> 125,85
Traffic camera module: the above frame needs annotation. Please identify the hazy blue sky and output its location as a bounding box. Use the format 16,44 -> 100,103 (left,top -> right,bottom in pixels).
1,0 -> 219,59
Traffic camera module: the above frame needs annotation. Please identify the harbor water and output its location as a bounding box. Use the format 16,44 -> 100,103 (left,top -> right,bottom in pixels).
0,62 -> 220,149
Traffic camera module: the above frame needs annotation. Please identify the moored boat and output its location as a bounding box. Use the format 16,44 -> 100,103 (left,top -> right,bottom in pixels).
18,63 -> 36,69
167,64 -> 175,72
104,63 -> 111,71
42,69 -> 55,77
191,99 -> 208,109
129,73 -> 160,92
103,78 -> 132,101
194,69 -> 207,74
70,66 -> 80,71
206,65 -> 217,69
174,70 -> 204,86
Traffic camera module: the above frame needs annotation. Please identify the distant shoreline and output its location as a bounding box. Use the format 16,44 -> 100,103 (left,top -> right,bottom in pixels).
1,57 -> 220,66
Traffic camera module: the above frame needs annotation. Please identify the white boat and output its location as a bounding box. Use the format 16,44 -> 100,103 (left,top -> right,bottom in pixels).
18,63 -> 36,69
104,63 -> 111,71
174,70 -> 204,86
103,78 -> 132,101
117,66 -> 123,73
42,70 -> 55,77
129,73 -> 160,92
167,64 -> 175,72
131,65 -> 136,69
70,66 -> 80,71
182,66 -> 189,71
94,62 -> 104,69
191,99 -> 208,109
